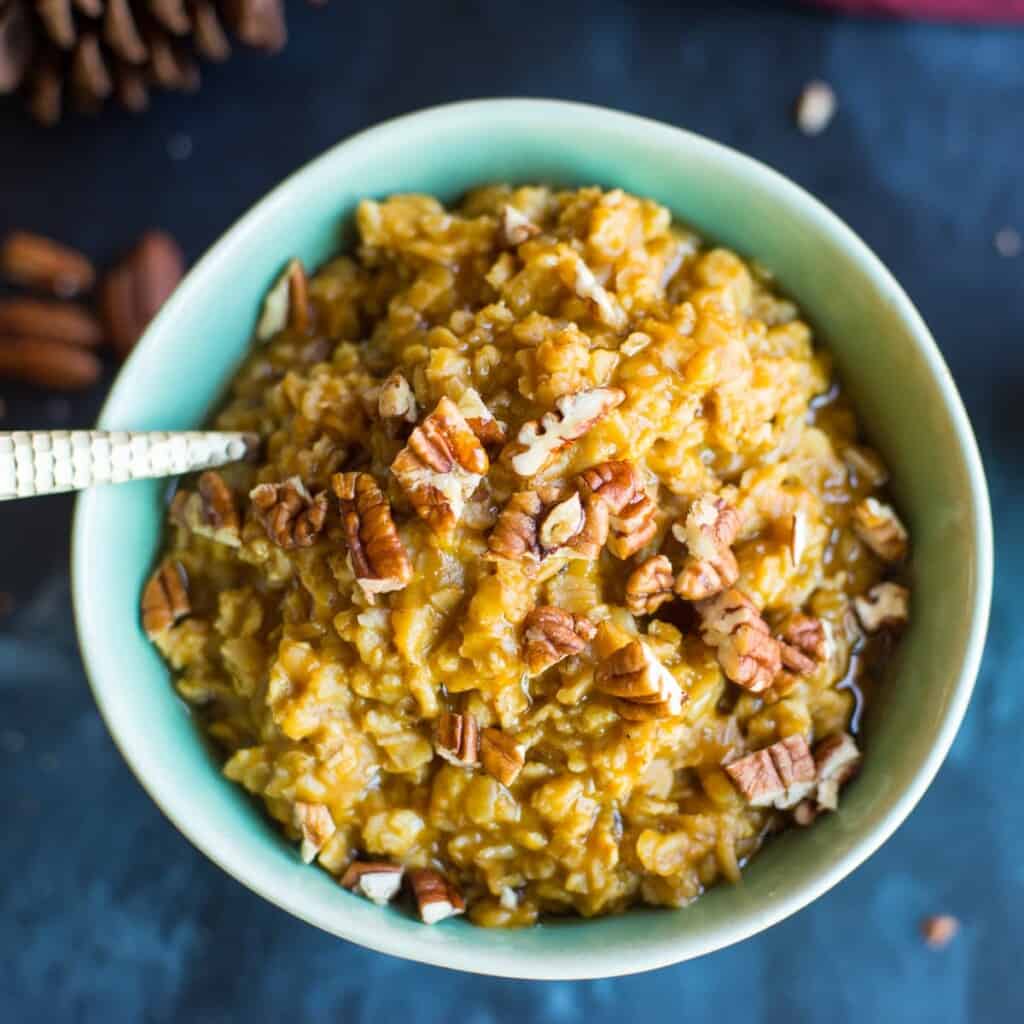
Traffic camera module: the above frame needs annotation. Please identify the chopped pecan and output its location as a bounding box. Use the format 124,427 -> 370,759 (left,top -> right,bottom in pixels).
578,459 -> 657,558
250,477 -> 329,549
725,735 -> 816,809
293,801 -> 336,864
625,555 -> 675,615
409,868 -> 465,925
498,204 -> 541,247
169,470 -> 241,547
340,861 -> 405,905
852,497 -> 908,562
920,915 -> 959,950
256,258 -> 309,341
436,712 -> 479,767
332,471 -> 412,598
595,637 -> 685,718
391,396 -> 488,533
522,606 -> 595,675
141,559 -> 189,639
556,245 -> 628,332
378,370 -> 418,423
488,489 -> 585,568
507,387 -> 625,477
854,582 -> 910,633
812,731 -> 861,812
457,387 -> 507,447
480,727 -> 525,786
698,588 -> 781,693
776,613 -> 828,676
538,491 -> 585,550
672,494 -> 741,600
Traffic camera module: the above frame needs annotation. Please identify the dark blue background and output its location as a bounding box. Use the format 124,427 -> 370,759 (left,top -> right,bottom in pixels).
1,3 -> 1021,1021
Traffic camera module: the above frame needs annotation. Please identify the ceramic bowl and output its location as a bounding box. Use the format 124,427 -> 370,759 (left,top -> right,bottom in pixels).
71,99 -> 992,979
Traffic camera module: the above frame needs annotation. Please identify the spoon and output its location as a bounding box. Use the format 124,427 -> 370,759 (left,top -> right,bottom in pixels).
0,430 -> 259,501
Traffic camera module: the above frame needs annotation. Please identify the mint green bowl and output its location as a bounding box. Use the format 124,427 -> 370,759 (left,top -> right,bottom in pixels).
71,100 -> 992,979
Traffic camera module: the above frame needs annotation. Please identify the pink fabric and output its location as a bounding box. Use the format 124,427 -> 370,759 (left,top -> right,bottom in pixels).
809,0 -> 1024,19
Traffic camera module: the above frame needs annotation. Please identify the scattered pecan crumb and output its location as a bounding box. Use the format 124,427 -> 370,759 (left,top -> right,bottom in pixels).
523,606 -> 595,675
498,205 -> 541,248
625,555 -> 675,615
250,477 -> 328,549
170,470 -> 241,547
854,581 -> 910,633
506,387 -> 625,477
480,727 -> 525,786
579,459 -> 657,558
596,636 -> 685,719
378,370 -> 418,423
332,471 -> 412,598
340,861 -> 404,906
436,712 -> 480,767
698,588 -> 781,693
293,801 -> 336,864
672,493 -> 741,600
725,735 -> 816,809
1,231 -> 95,297
409,868 -> 465,925
795,80 -> 836,136
391,396 -> 488,533
920,914 -> 959,950
852,497 -> 908,563
141,559 -> 189,639
256,258 -> 310,342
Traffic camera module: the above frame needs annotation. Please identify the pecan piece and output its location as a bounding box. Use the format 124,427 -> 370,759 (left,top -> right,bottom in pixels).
170,470 -> 241,547
578,459 -> 657,559
556,245 -> 628,332
507,387 -> 625,477
480,728 -> 525,786
852,497 -> 908,563
250,477 -> 328,549
256,258 -> 310,341
595,637 -> 685,718
0,231 -> 95,297
672,494 -> 741,600
697,587 -> 781,693
141,559 -> 189,639
498,204 -> 541,247
378,370 -> 418,423
436,712 -> 479,767
920,915 -> 959,950
776,613 -> 828,677
854,582 -> 910,633
522,606 -> 595,675
812,731 -> 861,812
293,801 -> 336,864
488,489 -> 585,568
332,471 -> 412,598
391,396 -> 488,533
457,387 -> 506,447
725,735 -> 817,809
409,868 -> 465,925
625,555 -> 675,615
340,861 -> 405,906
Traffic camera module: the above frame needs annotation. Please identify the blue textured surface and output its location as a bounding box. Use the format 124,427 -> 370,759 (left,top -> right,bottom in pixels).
0,3 -> 1021,1020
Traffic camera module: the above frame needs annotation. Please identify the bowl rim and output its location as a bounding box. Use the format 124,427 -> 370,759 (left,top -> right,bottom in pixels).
71,98 -> 993,979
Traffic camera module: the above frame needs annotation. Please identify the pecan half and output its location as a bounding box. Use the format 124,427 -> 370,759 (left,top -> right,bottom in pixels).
480,728 -> 525,786
378,370 -> 418,423
853,582 -> 910,633
293,801 -> 336,864
672,494 -> 742,600
852,497 -> 908,563
141,559 -> 189,639
556,245 -> 628,332
625,555 -> 675,615
1,231 -> 95,297
256,258 -> 310,342
595,637 -> 685,719
409,868 -> 465,925
0,336 -> 101,390
697,588 -> 781,693
507,387 -> 625,477
436,712 -> 480,767
522,606 -> 595,675
776,613 -> 828,677
498,205 -> 541,247
250,477 -> 328,549
170,470 -> 241,547
391,396 -> 488,533
332,471 -> 412,598
0,298 -> 103,346
725,735 -> 816,809
579,460 -> 657,559
457,387 -> 506,447
340,861 -> 405,906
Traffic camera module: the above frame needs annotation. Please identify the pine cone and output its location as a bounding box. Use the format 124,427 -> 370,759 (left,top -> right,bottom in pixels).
0,0 -> 320,124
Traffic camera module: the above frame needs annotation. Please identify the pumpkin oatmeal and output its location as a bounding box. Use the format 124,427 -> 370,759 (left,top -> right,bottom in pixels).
143,185 -> 911,926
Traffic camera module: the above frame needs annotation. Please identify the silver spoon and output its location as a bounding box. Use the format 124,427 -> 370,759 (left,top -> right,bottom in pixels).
0,430 -> 259,501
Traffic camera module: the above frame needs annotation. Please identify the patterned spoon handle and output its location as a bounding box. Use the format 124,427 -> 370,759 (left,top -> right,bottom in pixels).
0,430 -> 259,501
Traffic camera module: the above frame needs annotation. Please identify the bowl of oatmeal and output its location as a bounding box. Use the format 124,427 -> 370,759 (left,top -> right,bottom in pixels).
72,100 -> 991,978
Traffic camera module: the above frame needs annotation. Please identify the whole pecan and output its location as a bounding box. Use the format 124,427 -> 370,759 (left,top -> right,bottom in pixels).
256,258 -> 310,342
170,470 -> 241,547
0,336 -> 101,390
332,471 -> 412,598
673,494 -> 742,600
480,727 -> 525,786
141,558 -> 189,639
250,476 -> 328,549
725,735 -> 816,809
625,555 -> 675,615
578,459 -> 657,558
697,587 -> 781,694
522,605 -> 595,675
1,231 -> 95,297
595,636 -> 685,719
0,299 -> 103,346
436,711 -> 479,766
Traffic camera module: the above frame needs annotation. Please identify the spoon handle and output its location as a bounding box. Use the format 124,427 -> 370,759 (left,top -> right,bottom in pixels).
0,430 -> 259,501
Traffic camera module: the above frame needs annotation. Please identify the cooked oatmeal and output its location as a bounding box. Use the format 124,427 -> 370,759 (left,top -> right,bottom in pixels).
144,185 -> 910,926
